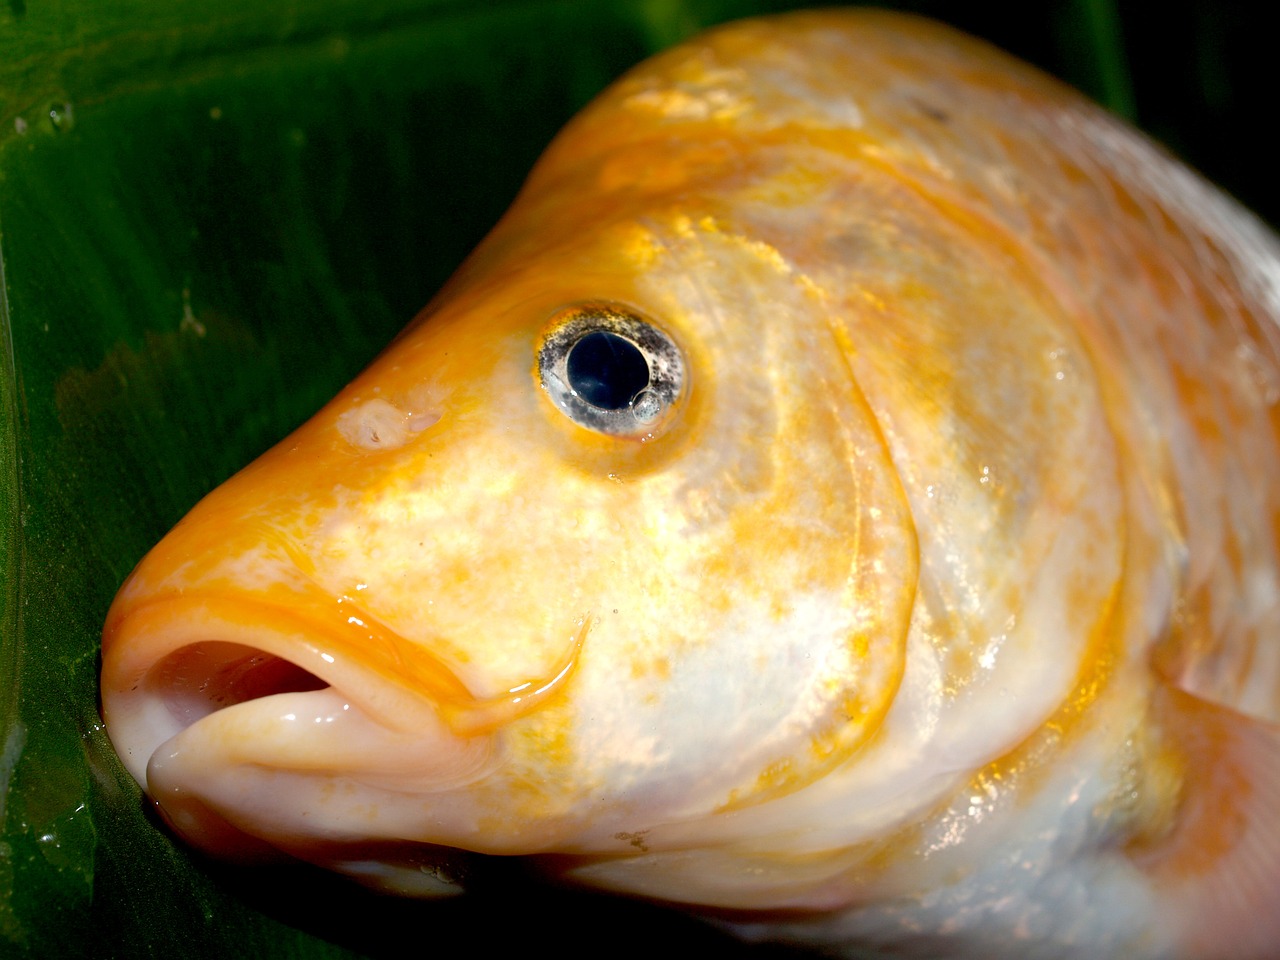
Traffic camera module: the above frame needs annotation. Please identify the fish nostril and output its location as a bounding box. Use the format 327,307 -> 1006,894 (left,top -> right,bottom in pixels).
150,641 -> 329,728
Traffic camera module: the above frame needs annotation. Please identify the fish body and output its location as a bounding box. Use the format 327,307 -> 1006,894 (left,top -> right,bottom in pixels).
101,11 -> 1280,959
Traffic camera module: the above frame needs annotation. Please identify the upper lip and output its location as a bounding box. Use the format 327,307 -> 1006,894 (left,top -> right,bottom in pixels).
101,574 -> 588,786
101,588 -> 443,784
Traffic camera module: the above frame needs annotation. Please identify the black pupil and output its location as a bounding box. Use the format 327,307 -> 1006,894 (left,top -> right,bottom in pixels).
565,331 -> 650,410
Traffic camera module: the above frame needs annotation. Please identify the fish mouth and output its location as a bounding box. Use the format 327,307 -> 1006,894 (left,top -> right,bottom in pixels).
102,593 -> 468,783
101,592 -> 581,891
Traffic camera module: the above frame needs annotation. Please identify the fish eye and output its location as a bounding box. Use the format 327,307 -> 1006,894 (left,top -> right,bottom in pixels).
537,304 -> 685,437
566,331 -> 650,410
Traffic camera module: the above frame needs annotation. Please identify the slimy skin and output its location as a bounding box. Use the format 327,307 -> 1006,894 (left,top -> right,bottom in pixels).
101,11 -> 1280,958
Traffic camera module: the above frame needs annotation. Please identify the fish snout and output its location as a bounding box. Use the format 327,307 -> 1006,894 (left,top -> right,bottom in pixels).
100,509 -> 585,883
101,583 -> 489,876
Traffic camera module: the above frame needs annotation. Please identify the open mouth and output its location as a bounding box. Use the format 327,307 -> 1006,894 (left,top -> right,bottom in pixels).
102,594 -> 450,777
100,593 -> 502,889
149,640 -> 330,741
100,585 -> 589,889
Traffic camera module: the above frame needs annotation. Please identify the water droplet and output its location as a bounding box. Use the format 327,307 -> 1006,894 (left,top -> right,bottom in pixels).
47,102 -> 74,134
630,388 -> 662,423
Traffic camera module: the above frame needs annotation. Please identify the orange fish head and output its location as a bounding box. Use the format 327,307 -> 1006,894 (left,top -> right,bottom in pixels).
96,9 -> 1280,953
100,181 -> 919,893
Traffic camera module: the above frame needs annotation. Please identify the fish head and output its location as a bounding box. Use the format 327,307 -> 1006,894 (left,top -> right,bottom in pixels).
100,162 -> 922,894
99,9 -> 1280,953
100,9 -> 1105,906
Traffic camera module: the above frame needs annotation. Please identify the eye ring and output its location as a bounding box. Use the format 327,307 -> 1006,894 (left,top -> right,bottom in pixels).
537,304 -> 685,438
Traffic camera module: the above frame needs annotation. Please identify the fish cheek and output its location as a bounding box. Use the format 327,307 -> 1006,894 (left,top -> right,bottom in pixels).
529,239 -> 920,813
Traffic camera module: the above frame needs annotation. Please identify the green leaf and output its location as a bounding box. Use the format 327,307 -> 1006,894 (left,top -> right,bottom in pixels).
0,1 -> 1268,958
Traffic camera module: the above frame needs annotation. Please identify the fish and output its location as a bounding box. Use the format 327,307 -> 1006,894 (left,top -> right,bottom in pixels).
100,9 -> 1280,959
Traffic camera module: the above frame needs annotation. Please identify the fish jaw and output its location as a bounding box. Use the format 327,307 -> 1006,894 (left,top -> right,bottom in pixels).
102,593 -> 496,787
100,471 -> 598,871
101,580 -> 503,887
